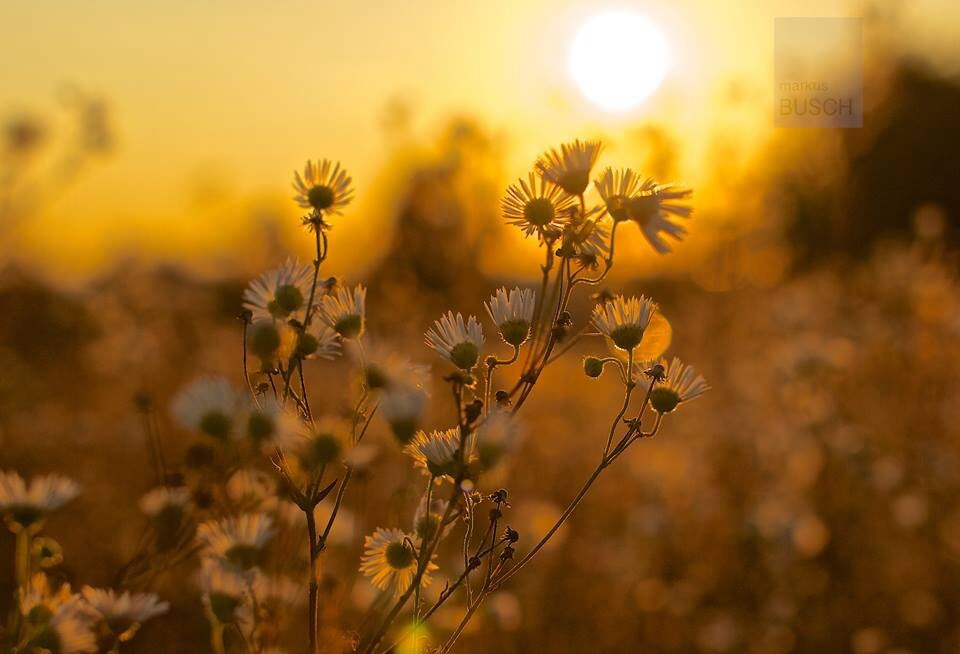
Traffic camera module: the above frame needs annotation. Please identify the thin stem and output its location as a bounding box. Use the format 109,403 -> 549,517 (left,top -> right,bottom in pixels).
306,507 -> 320,654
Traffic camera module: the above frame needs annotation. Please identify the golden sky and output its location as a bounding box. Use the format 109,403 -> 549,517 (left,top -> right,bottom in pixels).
1,0 -> 955,279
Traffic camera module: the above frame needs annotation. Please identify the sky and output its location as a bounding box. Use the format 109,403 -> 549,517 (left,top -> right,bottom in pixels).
1,0 -> 956,278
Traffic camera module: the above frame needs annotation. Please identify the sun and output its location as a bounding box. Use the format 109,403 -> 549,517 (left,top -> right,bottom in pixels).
569,11 -> 670,112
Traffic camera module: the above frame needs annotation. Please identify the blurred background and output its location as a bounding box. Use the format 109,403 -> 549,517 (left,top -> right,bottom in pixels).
2,0 -> 960,652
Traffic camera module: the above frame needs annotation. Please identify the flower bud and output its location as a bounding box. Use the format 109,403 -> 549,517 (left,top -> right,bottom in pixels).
583,356 -> 604,378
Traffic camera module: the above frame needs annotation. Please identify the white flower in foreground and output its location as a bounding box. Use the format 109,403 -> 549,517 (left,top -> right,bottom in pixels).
486,287 -> 536,347
380,384 -> 428,444
359,527 -> 436,597
318,284 -> 366,339
243,259 -> 312,322
591,295 -> 657,353
197,513 -> 275,571
81,586 -> 169,634
292,158 -> 354,215
425,312 -> 484,370
501,172 -> 577,239
649,357 -> 710,414
404,428 -> 469,479
535,139 -> 603,196
171,377 -> 243,441
0,471 -> 80,532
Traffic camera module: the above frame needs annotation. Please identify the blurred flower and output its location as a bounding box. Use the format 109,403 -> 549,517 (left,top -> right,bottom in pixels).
475,409 -> 521,471
592,295 -> 657,352
501,173 -> 576,239
562,215 -> 611,266
0,471 -> 80,533
292,159 -> 353,215
412,495 -> 452,543
139,485 -> 192,551
226,469 -> 276,510
247,319 -> 298,364
318,284 -> 366,339
81,586 -> 169,636
359,527 -> 436,596
290,417 -> 352,471
380,384 -> 428,444
197,513 -> 275,571
171,377 -> 243,441
594,167 -> 642,221
21,600 -> 98,654
485,287 -> 535,347
405,427 -> 470,479
197,559 -> 248,623
245,399 -> 302,451
20,573 -> 78,620
535,139 -> 602,196
425,311 -> 484,370
649,357 -> 710,414
625,177 -> 692,254
243,259 -> 312,322
353,341 -> 429,391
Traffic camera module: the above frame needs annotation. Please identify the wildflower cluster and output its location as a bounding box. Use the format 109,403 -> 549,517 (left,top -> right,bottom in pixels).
2,142 -> 708,653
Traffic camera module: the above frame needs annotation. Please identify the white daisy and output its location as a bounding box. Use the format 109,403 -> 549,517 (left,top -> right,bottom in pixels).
243,259 -> 313,322
404,428 -> 470,479
0,471 -> 80,532
287,417 -> 352,472
19,572 -> 79,618
318,284 -> 366,339
413,495 -> 452,543
23,601 -> 98,653
81,586 -> 169,632
424,312 -> 484,370
247,318 -> 298,364
485,287 -> 536,347
196,513 -> 275,571
649,357 -> 710,414
292,159 -> 354,215
535,139 -> 603,196
245,398 -> 302,452
171,377 -> 243,441
501,173 -> 577,239
225,469 -> 277,511
593,167 -> 642,222
138,486 -> 191,518
298,321 -> 341,361
359,528 -> 436,597
591,295 -> 657,353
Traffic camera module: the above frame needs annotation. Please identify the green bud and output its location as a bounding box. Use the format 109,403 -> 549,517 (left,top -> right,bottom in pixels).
583,356 -> 604,378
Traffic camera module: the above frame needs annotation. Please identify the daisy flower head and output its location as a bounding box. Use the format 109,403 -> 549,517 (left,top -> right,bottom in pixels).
592,295 -> 657,353
22,600 -> 98,654
626,177 -> 693,254
359,527 -> 436,597
139,485 -> 192,550
413,495 -> 452,543
243,259 -> 312,322
32,537 -> 64,569
594,167 -> 642,222
290,417 -> 352,472
424,312 -> 484,370
19,572 -> 78,621
501,172 -> 577,240
81,586 -> 169,635
318,284 -> 366,339
247,318 -> 298,366
380,384 -> 428,444
561,213 -> 611,267
0,471 -> 80,533
197,512 -> 275,571
292,159 -> 354,219
225,469 -> 277,511
197,559 -> 248,624
649,357 -> 710,414
171,377 -> 243,442
297,321 -> 341,361
404,427 -> 469,479
535,139 -> 603,196
245,398 -> 301,451
485,287 -> 536,347
353,340 -> 430,392
475,409 -> 522,471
